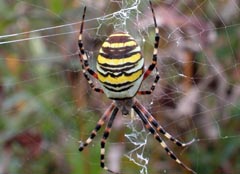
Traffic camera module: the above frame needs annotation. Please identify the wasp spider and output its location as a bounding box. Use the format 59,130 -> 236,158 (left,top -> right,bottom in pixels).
78,1 -> 196,173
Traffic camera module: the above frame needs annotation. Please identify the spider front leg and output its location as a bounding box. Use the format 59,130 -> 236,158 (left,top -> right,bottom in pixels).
133,100 -> 196,174
78,6 -> 104,93
79,102 -> 116,151
134,99 -> 195,147
100,107 -> 119,174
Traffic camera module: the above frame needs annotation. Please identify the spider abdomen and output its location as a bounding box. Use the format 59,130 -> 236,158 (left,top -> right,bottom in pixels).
97,32 -> 144,99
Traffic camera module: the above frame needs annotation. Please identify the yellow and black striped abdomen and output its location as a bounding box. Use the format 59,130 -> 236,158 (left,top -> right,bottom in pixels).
97,32 -> 144,99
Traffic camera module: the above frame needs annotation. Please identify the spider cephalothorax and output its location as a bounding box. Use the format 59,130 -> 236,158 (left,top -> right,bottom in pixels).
78,1 -> 196,174
115,98 -> 134,115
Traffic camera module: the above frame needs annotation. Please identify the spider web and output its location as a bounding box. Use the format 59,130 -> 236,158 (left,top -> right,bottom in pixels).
0,0 -> 240,174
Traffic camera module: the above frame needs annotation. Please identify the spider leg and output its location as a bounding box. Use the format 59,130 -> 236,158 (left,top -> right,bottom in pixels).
78,7 -> 104,93
143,1 -> 160,80
79,102 -> 116,151
138,67 -> 160,95
133,100 -> 196,174
134,99 -> 195,146
100,107 -> 120,174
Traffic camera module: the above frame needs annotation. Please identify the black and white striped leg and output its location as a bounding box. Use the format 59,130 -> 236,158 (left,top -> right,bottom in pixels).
79,102 -> 116,151
78,7 -> 103,93
134,99 -> 195,146
79,58 -> 104,93
138,67 -> 160,95
100,107 -> 119,174
133,101 -> 196,174
143,1 -> 160,80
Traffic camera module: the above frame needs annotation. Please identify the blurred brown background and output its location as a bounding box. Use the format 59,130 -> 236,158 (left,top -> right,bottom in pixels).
0,0 -> 240,174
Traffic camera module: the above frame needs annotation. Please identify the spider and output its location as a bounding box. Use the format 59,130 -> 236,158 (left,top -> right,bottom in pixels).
78,1 -> 196,173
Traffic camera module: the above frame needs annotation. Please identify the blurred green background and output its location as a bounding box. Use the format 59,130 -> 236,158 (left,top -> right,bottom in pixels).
0,0 -> 240,174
